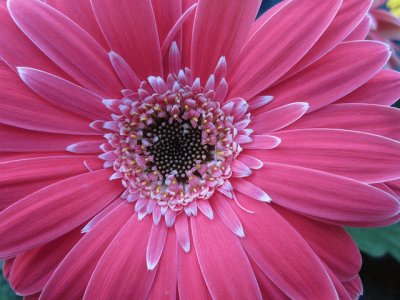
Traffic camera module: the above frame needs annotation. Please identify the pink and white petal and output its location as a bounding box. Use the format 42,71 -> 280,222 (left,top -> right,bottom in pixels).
108,51 -> 141,91
0,125 -> 102,153
177,240 -> 212,300
263,41 -> 390,112
344,15 -> 371,41
18,68 -> 109,120
0,63 -> 96,135
237,154 -> 263,170
175,215 -> 190,252
0,2 -> 68,77
152,0 -> 182,45
41,203 -> 133,300
147,229 -> 177,300
242,135 -> 281,150
83,216 -> 157,299
0,169 -> 122,258
280,0 -> 373,81
147,223 -> 169,270
8,0 -> 122,97
45,0 -> 109,49
251,102 -> 309,133
66,141 -> 102,154
286,103 -> 400,141
191,213 -> 262,299
342,275 -> 363,299
91,0 -> 162,80
230,178 -> 271,203
211,193 -> 245,237
232,197 -> 338,299
191,0 -> 261,80
275,205 -> 361,281
258,129 -> 400,183
0,155 -> 101,185
228,0 -> 341,100
231,159 -> 252,178
247,163 -> 399,225
9,227 -> 83,296
337,69 -> 400,106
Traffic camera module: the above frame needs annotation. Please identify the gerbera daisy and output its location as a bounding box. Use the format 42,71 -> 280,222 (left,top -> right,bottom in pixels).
0,0 -> 399,299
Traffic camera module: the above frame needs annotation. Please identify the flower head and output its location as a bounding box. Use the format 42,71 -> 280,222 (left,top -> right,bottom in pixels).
0,0 -> 399,299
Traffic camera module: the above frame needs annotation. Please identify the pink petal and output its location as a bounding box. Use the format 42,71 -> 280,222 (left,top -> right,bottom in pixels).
196,200 -> 214,220
81,199 -> 123,233
342,275 -> 363,299
211,193 -> 245,237
177,241 -> 212,300
108,51 -> 141,91
251,102 -> 309,133
0,2 -> 68,77
41,203 -> 133,300
146,223 -> 169,270
175,215 -> 190,252
84,216 -> 156,299
191,213 -> 262,299
264,41 -> 390,112
0,124 -> 101,153
337,69 -> 400,106
232,159 -> 252,178
0,169 -> 122,258
147,229 -> 177,300
181,0 -> 197,67
152,0 -> 182,45
8,0 -> 122,97
91,0 -> 162,80
344,15 -> 371,41
231,178 -> 271,203
281,0 -> 373,80
191,0 -> 261,80
0,155 -> 101,185
46,0 -> 109,49
18,67 -> 109,120
257,129 -> 400,183
232,197 -> 338,299
0,62 -> 97,135
9,228 -> 82,295
248,162 -> 399,225
275,205 -> 361,281
66,141 -> 102,154
228,0 -> 342,99
237,153 -> 263,170
287,103 -> 400,141
2,258 -> 14,281
242,135 -> 281,150
324,265 -> 352,300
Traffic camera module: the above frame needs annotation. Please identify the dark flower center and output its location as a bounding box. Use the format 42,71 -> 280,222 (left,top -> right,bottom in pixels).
144,119 -> 212,182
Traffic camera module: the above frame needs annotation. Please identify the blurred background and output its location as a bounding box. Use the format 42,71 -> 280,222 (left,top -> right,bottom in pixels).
0,0 -> 399,299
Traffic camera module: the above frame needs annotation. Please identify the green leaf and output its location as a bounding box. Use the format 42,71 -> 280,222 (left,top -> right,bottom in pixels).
346,223 -> 400,262
0,261 -> 21,300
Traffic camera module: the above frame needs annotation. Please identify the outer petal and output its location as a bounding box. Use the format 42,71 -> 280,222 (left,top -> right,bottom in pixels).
41,203 -> 133,300
258,129 -> 400,183
275,205 -> 361,281
232,197 -> 338,299
191,213 -> 262,299
286,103 -> 400,141
8,0 -> 122,97
337,69 -> 400,106
247,163 -> 399,225
9,228 -> 82,295
263,41 -> 390,112
152,0 -> 182,45
91,0 -> 162,79
0,2 -> 67,77
344,15 -> 371,41
46,0 -> 109,49
228,0 -> 341,99
84,216 -> 157,299
0,169 -> 122,258
0,125 -> 101,152
147,229 -> 178,300
0,62 -> 96,135
18,68 -> 109,120
191,0 -> 261,80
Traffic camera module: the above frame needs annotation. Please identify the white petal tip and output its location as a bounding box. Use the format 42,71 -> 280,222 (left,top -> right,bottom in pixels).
65,144 -> 77,153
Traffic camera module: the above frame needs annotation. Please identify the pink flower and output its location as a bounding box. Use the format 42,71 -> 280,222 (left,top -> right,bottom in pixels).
369,0 -> 400,68
0,0 -> 399,299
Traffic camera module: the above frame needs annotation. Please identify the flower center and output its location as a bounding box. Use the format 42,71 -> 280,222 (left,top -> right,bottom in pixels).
144,119 -> 212,182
